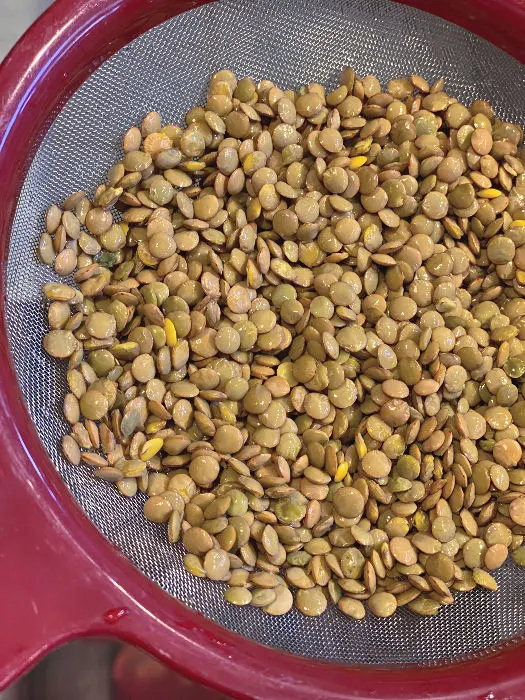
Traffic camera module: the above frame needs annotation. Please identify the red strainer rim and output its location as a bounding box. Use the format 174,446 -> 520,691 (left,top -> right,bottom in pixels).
0,1 -> 524,698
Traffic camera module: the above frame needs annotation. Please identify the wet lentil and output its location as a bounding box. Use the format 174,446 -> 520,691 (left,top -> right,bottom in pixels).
40,68 -> 525,621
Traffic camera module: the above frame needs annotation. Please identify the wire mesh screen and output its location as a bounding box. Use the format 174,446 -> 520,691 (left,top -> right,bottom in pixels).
6,0 -> 525,665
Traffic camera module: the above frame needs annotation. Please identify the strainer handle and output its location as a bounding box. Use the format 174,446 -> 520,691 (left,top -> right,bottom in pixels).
0,422 -> 134,690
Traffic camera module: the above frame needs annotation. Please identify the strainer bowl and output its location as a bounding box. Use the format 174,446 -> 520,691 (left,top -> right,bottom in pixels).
1,0 -> 525,698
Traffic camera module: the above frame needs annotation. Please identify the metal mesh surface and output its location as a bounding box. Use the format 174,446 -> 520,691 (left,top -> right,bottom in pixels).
6,0 -> 525,665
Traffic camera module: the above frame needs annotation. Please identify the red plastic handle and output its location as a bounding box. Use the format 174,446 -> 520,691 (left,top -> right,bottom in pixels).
0,464 -> 100,689
0,432 -> 121,688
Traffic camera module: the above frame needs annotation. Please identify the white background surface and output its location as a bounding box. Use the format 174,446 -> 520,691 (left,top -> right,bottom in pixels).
0,0 -> 51,59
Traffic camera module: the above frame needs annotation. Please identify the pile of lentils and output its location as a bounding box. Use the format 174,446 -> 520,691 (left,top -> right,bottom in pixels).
40,68 -> 525,619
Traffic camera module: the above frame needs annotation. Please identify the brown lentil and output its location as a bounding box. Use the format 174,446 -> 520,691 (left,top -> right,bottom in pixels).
40,68 -> 525,621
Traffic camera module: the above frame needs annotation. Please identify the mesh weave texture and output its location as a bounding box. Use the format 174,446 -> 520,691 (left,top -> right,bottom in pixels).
6,0 -> 525,664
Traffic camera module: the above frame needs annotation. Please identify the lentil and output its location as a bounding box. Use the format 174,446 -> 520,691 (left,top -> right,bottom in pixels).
40,68 -> 525,620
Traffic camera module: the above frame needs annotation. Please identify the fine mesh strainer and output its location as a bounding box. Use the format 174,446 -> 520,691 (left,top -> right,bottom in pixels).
0,0 -> 525,698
